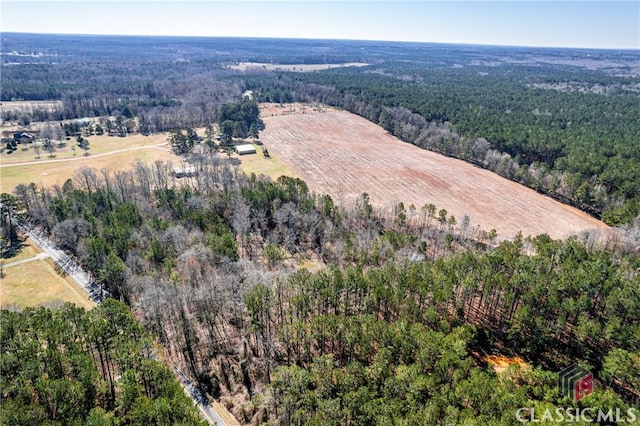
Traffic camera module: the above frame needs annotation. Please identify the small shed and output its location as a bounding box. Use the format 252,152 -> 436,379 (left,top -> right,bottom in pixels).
173,166 -> 197,178
236,144 -> 257,155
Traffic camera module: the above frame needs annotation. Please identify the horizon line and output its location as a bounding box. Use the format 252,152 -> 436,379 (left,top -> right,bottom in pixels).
3,31 -> 639,52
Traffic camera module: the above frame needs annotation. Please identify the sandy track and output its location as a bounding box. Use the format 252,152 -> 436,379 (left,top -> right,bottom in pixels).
260,108 -> 608,240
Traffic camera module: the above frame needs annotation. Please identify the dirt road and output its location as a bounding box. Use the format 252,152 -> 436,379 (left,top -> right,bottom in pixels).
1,144 -> 171,168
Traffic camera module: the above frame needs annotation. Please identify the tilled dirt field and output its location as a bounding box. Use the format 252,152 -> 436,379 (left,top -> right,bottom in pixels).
260,106 -> 608,240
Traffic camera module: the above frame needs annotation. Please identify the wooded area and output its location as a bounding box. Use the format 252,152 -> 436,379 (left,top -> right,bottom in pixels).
1,300 -> 206,425
2,154 -> 638,423
4,34 -> 638,224
2,33 -> 639,424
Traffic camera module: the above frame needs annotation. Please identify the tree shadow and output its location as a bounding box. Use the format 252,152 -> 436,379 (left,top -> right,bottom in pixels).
1,238 -> 29,259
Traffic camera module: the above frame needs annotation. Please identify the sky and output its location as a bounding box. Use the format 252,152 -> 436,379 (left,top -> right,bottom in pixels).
1,1 -> 639,50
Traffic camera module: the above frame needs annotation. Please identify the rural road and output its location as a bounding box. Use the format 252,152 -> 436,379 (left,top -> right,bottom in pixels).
2,206 -> 228,425
173,364 -> 228,426
0,143 -> 171,168
7,213 -> 107,303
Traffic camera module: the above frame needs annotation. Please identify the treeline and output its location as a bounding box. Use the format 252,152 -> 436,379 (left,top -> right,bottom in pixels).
248,237 -> 640,423
247,235 -> 640,369
1,61 -> 244,131
4,155 -> 639,423
219,97 -> 264,140
7,154 -> 482,304
1,33 -> 390,126
0,300 -> 206,425
248,67 -> 640,225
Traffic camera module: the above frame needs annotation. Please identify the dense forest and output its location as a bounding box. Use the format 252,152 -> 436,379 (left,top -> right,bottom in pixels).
2,154 -> 638,423
2,34 -> 640,424
0,299 -> 206,425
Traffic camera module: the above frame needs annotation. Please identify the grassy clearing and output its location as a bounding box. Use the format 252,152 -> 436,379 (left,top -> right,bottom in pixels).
229,62 -> 368,72
1,258 -> 95,310
1,146 -> 178,193
1,132 -> 170,165
235,144 -> 297,181
1,100 -> 63,111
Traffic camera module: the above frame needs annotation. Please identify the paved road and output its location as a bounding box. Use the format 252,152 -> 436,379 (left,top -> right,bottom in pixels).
9,214 -> 107,303
173,364 -> 227,426
3,207 -> 227,425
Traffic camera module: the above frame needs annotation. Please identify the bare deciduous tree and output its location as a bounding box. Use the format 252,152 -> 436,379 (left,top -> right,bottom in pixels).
232,195 -> 251,258
74,166 -> 99,194
51,218 -> 90,255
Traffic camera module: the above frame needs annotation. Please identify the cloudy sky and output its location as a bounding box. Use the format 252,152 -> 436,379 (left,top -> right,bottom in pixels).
1,1 -> 638,49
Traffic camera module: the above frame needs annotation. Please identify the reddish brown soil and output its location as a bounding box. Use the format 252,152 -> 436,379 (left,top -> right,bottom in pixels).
483,354 -> 529,374
260,106 -> 608,240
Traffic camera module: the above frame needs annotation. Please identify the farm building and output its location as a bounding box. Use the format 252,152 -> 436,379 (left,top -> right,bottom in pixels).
236,144 -> 257,155
172,166 -> 197,178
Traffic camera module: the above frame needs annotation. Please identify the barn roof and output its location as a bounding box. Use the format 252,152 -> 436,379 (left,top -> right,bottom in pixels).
173,166 -> 197,178
236,144 -> 256,155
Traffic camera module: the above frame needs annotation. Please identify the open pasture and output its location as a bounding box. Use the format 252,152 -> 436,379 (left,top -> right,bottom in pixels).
260,106 -> 608,240
1,100 -> 64,114
1,133 -> 177,193
234,143 -> 298,181
1,256 -> 95,310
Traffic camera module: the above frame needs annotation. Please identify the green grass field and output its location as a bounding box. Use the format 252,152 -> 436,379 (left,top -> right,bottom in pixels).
235,144 -> 297,181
